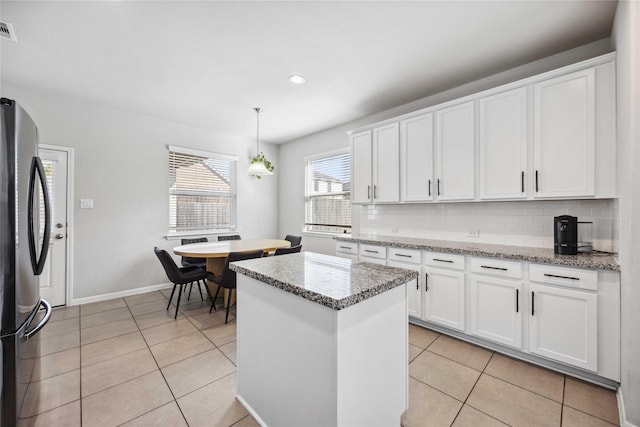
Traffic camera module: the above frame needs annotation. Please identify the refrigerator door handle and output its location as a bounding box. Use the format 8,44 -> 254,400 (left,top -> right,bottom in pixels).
27,156 -> 51,275
22,299 -> 52,340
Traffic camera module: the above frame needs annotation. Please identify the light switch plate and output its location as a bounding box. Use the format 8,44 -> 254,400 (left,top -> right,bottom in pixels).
466,230 -> 480,238
80,199 -> 94,209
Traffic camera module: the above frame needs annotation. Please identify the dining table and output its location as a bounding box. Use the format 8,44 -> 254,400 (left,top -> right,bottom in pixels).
173,238 -> 291,305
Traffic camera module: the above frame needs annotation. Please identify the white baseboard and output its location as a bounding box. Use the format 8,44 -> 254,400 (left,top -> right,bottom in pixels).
618,387 -> 639,427
69,282 -> 174,306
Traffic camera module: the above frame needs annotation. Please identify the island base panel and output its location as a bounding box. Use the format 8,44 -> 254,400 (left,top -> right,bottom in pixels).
236,275 -> 409,427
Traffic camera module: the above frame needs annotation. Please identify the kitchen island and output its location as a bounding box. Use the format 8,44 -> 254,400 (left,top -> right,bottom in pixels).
230,252 -> 418,427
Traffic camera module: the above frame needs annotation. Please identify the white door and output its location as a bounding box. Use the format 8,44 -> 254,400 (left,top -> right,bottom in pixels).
469,275 -> 522,349
372,124 -> 400,203
38,147 -> 69,306
388,261 -> 422,318
351,131 -> 372,203
401,113 -> 434,202
478,88 -> 528,199
435,101 -> 475,201
422,267 -> 465,331
533,68 -> 595,198
529,283 -> 598,371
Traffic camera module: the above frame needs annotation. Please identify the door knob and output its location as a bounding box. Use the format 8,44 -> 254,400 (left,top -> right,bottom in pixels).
55,234 -> 64,239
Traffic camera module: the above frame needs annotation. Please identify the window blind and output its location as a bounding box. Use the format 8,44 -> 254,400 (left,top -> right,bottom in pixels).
169,148 -> 237,234
305,152 -> 351,234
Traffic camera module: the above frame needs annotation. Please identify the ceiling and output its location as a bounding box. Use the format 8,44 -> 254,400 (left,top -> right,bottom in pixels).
1,1 -> 617,144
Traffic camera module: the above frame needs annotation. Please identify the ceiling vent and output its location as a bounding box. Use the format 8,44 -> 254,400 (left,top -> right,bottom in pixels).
0,21 -> 17,42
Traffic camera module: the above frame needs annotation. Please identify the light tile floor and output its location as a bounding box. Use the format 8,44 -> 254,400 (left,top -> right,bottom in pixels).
19,289 -> 620,426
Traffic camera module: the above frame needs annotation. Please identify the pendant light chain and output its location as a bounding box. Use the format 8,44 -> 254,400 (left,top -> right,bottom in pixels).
255,107 -> 263,155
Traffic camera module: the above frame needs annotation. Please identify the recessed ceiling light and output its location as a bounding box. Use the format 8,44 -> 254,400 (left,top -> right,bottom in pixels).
288,75 -> 306,85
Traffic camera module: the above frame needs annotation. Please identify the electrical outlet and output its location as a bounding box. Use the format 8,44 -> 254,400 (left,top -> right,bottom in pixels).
80,199 -> 94,209
467,230 -> 480,238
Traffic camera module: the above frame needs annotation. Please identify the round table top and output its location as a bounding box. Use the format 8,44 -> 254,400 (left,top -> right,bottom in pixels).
173,238 -> 290,258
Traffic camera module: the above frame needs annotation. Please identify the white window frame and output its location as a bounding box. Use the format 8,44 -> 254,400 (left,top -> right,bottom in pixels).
304,148 -> 352,236
166,145 -> 238,239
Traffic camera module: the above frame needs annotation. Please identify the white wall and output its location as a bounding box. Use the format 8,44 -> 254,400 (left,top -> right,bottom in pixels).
611,2 -> 640,425
279,39 -> 612,255
4,82 -> 279,301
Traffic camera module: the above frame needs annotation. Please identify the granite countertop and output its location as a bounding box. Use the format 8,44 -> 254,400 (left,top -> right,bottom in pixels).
229,252 -> 418,310
335,234 -> 620,271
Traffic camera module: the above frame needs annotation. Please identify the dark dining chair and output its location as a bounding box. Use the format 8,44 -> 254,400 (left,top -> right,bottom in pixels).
209,250 -> 264,323
180,237 -> 207,301
154,247 -> 210,319
274,245 -> 302,256
284,235 -> 302,246
218,234 -> 241,241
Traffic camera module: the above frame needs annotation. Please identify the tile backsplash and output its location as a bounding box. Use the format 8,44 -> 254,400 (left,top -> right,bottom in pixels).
357,199 -> 617,252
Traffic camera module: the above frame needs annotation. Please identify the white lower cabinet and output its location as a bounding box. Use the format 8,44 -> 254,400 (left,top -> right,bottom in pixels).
335,241 -> 358,260
388,261 -> 422,318
334,240 -> 618,381
358,244 -> 387,265
470,275 -> 522,349
422,267 -> 465,331
528,282 -> 598,372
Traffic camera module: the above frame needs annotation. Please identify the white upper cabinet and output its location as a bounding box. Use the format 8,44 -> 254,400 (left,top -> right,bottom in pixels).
479,88 -> 528,199
435,101 -> 475,201
372,124 -> 400,203
533,68 -> 595,198
351,125 -> 400,204
351,131 -> 373,203
401,114 -> 434,202
348,54 -> 615,204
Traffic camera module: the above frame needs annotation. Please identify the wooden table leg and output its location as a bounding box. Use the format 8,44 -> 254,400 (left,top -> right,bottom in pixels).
205,257 -> 235,308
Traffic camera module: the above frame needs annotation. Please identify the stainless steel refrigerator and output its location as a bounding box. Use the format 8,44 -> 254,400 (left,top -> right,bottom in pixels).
1,98 -> 52,426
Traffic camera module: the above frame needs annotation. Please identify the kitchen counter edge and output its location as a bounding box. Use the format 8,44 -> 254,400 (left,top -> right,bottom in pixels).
335,235 -> 620,271
230,253 -> 418,310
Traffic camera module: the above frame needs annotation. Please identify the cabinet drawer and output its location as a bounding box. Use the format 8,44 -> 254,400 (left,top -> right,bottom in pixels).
335,241 -> 358,255
388,247 -> 421,264
423,252 -> 465,270
358,256 -> 387,266
470,257 -> 522,279
529,264 -> 597,291
359,244 -> 387,259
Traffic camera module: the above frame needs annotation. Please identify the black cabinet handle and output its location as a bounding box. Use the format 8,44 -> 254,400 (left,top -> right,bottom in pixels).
396,254 -> 412,258
425,273 -> 428,291
437,179 -> 441,196
535,170 -> 539,192
544,273 -> 579,281
433,258 -> 453,263
364,249 -> 379,254
516,289 -> 519,313
416,279 -> 419,290
373,185 -> 377,199
428,179 -> 432,197
339,246 -> 351,250
521,171 -> 524,193
367,185 -> 371,199
481,265 -> 508,271
531,291 -> 535,316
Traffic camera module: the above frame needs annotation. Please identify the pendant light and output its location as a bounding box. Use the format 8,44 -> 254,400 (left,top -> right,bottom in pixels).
247,107 -> 274,177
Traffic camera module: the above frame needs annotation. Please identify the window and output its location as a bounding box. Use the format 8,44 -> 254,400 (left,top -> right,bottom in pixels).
168,146 -> 237,235
305,150 -> 351,234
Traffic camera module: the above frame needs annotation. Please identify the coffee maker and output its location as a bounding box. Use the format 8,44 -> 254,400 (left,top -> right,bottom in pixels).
554,215 -> 578,255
